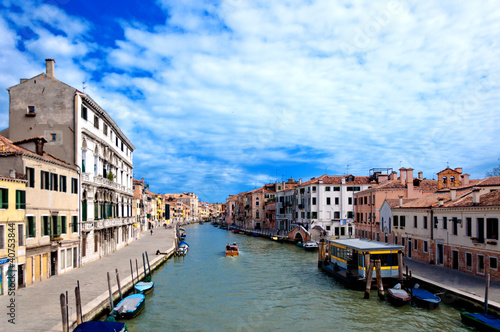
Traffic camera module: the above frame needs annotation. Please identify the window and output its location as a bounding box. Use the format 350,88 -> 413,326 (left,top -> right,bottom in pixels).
400,216 -> 406,228
335,197 -> 339,205
121,142 -> 124,152
28,105 -> 36,114
61,216 -> 67,234
414,239 -> 418,250
72,216 -> 78,233
59,175 -> 67,192
66,248 -> 72,269
334,211 -> 340,219
393,215 -> 399,228
334,187 -> 340,191
81,105 -> 88,120
312,197 -> 316,205
50,133 -> 56,141
452,217 -> 459,236
94,115 -> 99,129
486,218 -> 498,240
348,197 -> 352,205
27,216 -> 36,238
423,216 -> 428,229
466,218 -> 472,237
312,212 -> 317,219
16,190 -> 26,209
326,197 -> 331,205
466,252 -> 472,270
26,167 -> 35,188
41,171 -> 50,190
42,216 -> 50,236
325,186 -> 331,191
51,173 -> 58,191
414,216 -> 418,228
394,236 -> 398,245
0,225 -> 4,249
0,188 -> 8,209
434,216 -> 438,229
18,224 -> 24,246
443,216 -> 447,230
73,247 -> 78,268
116,137 -> 119,147
491,257 -> 498,270
423,241 -> 428,253
71,178 -> 78,194
103,123 -> 108,136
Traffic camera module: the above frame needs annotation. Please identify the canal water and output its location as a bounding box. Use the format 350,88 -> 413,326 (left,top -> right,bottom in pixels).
126,223 -> 470,331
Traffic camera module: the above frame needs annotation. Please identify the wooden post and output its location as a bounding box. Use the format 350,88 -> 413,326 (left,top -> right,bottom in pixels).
364,259 -> 374,299
406,265 -> 409,281
484,273 -> 490,314
75,281 -> 82,325
107,272 -> 114,311
115,269 -> 122,301
66,290 -> 69,332
136,259 -> 139,281
130,259 -> 135,291
142,253 -> 147,281
398,251 -> 404,281
318,239 -> 326,268
60,293 -> 67,332
375,259 -> 385,300
145,251 -> 152,279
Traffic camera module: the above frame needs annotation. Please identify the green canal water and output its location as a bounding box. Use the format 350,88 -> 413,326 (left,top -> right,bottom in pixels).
126,223 -> 471,331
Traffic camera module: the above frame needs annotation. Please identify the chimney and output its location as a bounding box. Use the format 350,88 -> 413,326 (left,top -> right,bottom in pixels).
45,59 -> 55,78
378,174 -> 388,183
399,167 -> 406,185
406,168 -> 414,198
418,171 -> 423,180
454,167 -> 463,174
462,173 -> 470,185
390,171 -> 398,181
472,188 -> 481,205
299,178 -> 302,185
438,198 -> 444,207
282,181 -> 285,188
9,170 -> 15,178
450,188 -> 457,201
35,138 -> 44,155
398,195 -> 403,207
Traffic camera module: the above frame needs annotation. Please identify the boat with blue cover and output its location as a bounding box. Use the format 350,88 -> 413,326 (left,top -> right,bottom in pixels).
134,280 -> 154,294
410,287 -> 441,309
110,293 -> 146,319
461,312 -> 500,331
73,321 -> 128,332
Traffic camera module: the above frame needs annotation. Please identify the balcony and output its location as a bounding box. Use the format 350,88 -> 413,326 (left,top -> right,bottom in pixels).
82,222 -> 94,232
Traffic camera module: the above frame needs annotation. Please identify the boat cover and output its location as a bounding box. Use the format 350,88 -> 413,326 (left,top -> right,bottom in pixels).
134,281 -> 154,292
114,294 -> 145,314
389,289 -> 409,296
178,241 -> 189,247
73,321 -> 127,332
462,312 -> 500,329
412,289 -> 440,302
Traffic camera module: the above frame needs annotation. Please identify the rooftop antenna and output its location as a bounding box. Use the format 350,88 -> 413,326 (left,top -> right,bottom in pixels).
346,164 -> 350,175
82,81 -> 87,93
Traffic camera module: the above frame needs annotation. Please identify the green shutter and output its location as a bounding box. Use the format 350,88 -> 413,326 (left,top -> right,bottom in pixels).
82,200 -> 87,222
62,216 -> 66,234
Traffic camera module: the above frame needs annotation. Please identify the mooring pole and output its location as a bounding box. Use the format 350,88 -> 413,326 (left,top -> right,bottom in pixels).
484,273 -> 490,314
136,259 -> 139,281
142,253 -> 147,280
364,259 -> 374,299
115,268 -> 123,301
107,272 -> 114,311
66,290 -> 69,332
60,293 -> 67,332
75,281 -> 82,325
375,259 -> 385,300
145,251 -> 152,279
130,259 -> 135,291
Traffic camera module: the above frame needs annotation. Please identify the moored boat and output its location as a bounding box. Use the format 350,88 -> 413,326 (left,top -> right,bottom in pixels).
411,286 -> 441,310
303,241 -> 318,251
387,284 -> 411,306
134,281 -> 154,294
460,312 -> 500,331
176,241 -> 189,255
73,321 -> 128,332
226,243 -> 239,256
110,293 -> 145,319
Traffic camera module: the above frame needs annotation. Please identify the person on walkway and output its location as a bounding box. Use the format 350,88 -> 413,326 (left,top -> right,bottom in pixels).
151,229 -> 153,235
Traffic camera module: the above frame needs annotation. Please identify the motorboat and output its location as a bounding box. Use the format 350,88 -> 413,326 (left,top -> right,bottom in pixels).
226,243 -> 239,256
110,293 -> 145,319
411,285 -> 441,309
387,283 -> 411,306
303,241 -> 319,251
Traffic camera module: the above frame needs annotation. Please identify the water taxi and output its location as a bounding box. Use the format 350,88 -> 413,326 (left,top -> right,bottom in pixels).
321,238 -> 404,289
226,243 -> 239,256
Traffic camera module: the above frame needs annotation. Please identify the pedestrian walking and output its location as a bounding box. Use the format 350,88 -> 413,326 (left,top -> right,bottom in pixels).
151,229 -> 153,235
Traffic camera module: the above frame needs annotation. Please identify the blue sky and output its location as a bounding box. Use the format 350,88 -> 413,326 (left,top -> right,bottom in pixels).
1,0 -> 499,203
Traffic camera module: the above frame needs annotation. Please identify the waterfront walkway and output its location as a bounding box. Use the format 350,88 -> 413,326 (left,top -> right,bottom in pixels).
0,226 -> 176,332
405,257 -> 500,312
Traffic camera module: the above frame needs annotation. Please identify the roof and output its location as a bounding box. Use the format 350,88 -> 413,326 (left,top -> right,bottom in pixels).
300,174 -> 371,187
442,189 -> 500,208
383,198 -> 418,208
0,134 -> 74,168
327,238 -> 404,251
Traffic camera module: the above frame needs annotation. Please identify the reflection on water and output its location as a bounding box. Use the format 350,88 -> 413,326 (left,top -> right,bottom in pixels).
125,224 -> 470,332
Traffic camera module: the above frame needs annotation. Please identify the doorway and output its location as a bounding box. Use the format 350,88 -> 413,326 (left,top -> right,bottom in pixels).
50,251 -> 57,276
436,244 -> 444,265
452,250 -> 459,269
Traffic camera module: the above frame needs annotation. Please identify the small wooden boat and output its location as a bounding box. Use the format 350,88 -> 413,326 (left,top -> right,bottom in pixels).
226,243 -> 239,256
411,287 -> 441,309
134,281 -> 154,294
110,293 -> 145,319
176,241 -> 189,256
387,284 -> 411,306
303,241 -> 319,251
461,312 -> 500,331
73,321 -> 127,332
